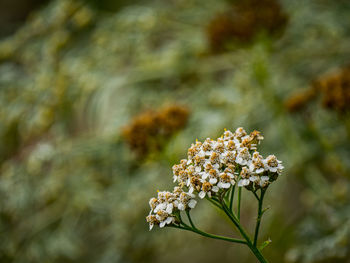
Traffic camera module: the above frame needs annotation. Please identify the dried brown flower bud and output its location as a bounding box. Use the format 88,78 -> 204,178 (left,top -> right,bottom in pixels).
284,87 -> 317,113
313,66 -> 350,113
206,0 -> 288,53
122,105 -> 189,157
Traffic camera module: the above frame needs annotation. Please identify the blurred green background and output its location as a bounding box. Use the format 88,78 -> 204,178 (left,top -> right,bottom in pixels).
0,0 -> 350,262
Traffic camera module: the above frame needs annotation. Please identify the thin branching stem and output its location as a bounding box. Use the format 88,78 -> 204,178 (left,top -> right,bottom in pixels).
220,196 -> 269,263
174,212 -> 246,245
186,210 -> 197,229
205,196 -> 221,209
237,187 -> 242,221
254,189 -> 266,246
174,188 -> 268,262
229,184 -> 235,211
253,190 -> 260,201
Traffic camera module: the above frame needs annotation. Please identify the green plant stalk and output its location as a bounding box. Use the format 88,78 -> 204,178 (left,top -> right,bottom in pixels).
173,191 -> 269,263
170,224 -> 246,244
237,187 -> 242,221
253,189 -> 266,246
221,201 -> 269,263
229,184 -> 235,211
186,211 -> 246,244
253,190 -> 259,201
205,196 -> 221,209
169,212 -> 246,245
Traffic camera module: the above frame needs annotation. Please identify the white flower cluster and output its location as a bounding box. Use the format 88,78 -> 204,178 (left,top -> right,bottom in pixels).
147,127 -> 284,230
146,187 -> 197,230
172,127 -> 283,197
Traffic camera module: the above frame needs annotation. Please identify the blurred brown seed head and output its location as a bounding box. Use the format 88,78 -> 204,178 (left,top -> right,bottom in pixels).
122,105 -> 190,157
313,66 -> 350,113
157,105 -> 189,135
207,0 -> 288,53
285,87 -> 317,113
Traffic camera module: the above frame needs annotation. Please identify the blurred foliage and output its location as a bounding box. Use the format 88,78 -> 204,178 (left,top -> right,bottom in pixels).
0,0 -> 350,262
0,0 -> 49,38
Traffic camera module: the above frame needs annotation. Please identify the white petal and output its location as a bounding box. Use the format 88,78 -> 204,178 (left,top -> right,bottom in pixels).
198,150 -> 205,158
149,224 -> 154,231
209,178 -> 217,184
202,173 -> 209,180
155,203 -> 166,212
250,176 -> 258,182
199,191 -> 206,199
261,176 -> 269,181
178,203 -> 185,211
188,199 -> 197,208
166,203 -> 173,214
269,167 -> 277,173
256,168 -> 265,174
212,186 -> 219,192
222,183 -> 231,188
195,166 -> 202,173
243,179 -> 250,186
159,221 -> 166,228
238,180 -> 244,187
165,217 -> 173,224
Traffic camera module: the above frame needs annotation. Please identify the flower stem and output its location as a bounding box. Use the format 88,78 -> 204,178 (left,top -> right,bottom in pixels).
229,184 -> 235,211
185,210 -> 196,229
205,196 -> 221,209
253,189 -> 266,246
237,187 -> 242,221
173,212 -> 246,245
253,190 -> 259,201
182,225 -> 246,244
175,189 -> 269,263
221,199 -> 269,263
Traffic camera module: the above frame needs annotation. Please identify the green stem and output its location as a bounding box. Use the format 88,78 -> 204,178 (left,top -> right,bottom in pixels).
229,184 -> 235,211
177,212 -> 246,245
253,190 -> 259,201
173,189 -> 269,263
237,187 -> 242,221
184,226 -> 246,244
221,199 -> 269,263
186,210 -> 196,229
205,196 -> 221,209
254,189 -> 266,246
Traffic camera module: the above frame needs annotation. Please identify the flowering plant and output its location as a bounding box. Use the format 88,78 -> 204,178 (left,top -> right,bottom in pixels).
146,127 -> 284,263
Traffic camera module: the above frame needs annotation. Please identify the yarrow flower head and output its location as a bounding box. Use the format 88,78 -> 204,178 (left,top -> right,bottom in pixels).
146,187 -> 197,230
146,127 -> 284,230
